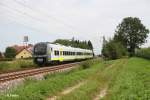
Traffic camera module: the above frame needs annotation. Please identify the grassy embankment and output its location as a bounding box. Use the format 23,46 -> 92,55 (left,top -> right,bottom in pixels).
0,59 -> 37,72
60,58 -> 150,100
0,58 -> 102,100
0,58 -> 149,100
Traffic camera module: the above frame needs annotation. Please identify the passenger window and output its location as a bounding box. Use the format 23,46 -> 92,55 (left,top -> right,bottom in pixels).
54,50 -> 59,56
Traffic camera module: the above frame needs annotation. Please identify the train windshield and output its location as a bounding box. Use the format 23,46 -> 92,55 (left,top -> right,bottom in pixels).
34,43 -> 47,55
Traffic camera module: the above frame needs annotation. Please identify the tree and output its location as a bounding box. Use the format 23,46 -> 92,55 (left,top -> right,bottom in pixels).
0,52 -> 3,58
53,38 -> 92,50
88,40 -> 94,56
114,17 -> 149,56
102,39 -> 127,60
4,47 -> 16,58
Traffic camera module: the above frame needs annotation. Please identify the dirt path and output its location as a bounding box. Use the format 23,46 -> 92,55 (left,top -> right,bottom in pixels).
47,81 -> 86,100
93,87 -> 107,100
93,59 -> 127,100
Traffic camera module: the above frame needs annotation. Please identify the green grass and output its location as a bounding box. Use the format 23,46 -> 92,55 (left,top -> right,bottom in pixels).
0,58 -> 102,100
105,57 -> 150,100
0,59 -> 37,72
58,58 -> 150,100
59,59 -> 126,100
0,57 -> 149,100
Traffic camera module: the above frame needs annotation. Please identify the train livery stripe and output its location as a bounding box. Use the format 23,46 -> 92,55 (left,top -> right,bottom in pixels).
51,58 -> 59,61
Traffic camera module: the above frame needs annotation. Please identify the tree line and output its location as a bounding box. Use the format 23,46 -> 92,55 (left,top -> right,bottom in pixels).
53,38 -> 93,50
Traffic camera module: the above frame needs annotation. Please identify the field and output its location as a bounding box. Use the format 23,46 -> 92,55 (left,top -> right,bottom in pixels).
0,57 -> 149,100
0,59 -> 37,72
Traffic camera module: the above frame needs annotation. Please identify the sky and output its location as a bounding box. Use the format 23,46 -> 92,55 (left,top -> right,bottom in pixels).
0,0 -> 150,55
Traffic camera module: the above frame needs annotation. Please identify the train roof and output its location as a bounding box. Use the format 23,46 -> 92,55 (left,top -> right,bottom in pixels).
46,42 -> 92,53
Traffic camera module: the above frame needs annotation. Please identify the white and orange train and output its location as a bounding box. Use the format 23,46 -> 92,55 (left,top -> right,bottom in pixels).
33,42 -> 93,65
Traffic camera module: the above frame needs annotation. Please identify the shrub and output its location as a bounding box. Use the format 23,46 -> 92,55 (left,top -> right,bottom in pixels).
102,40 -> 127,60
4,47 -> 16,58
80,58 -> 100,69
80,61 -> 91,69
17,60 -> 37,68
0,61 -> 13,71
0,58 -> 14,61
0,59 -> 37,72
135,47 -> 150,59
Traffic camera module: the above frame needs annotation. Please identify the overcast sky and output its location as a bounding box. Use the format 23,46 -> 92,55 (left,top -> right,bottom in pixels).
0,0 -> 150,54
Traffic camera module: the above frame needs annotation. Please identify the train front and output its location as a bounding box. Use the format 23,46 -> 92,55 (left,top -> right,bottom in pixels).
33,42 -> 48,65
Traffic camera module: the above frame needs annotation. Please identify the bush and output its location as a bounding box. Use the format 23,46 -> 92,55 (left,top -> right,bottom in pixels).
0,59 -> 37,72
102,40 -> 127,60
0,61 -> 13,71
4,47 -> 16,58
80,58 -> 100,69
80,61 -> 91,69
17,60 -> 36,68
135,47 -> 150,59
0,58 -> 14,61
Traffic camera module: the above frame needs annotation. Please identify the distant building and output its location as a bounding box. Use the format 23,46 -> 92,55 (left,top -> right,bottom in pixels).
12,44 -> 33,59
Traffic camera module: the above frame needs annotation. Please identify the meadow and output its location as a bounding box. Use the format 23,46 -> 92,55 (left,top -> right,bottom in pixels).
0,58 -> 149,100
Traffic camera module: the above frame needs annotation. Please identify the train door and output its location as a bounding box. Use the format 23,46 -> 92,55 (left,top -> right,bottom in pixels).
47,47 -> 52,61
59,48 -> 63,62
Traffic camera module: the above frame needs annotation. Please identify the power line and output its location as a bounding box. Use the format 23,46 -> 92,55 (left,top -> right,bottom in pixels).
5,16 -> 49,34
0,8 -> 50,33
12,0 -> 80,32
0,2 -> 49,25
0,2 -> 73,33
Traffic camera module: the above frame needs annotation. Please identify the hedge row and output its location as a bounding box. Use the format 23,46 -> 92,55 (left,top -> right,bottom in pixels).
0,59 -> 37,72
135,48 -> 150,59
0,58 -> 14,61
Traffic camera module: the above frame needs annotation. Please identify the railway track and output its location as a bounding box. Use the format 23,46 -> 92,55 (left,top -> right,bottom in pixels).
0,62 -> 80,83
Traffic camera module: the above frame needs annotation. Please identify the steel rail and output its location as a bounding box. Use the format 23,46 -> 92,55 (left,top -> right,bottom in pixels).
0,62 -> 80,83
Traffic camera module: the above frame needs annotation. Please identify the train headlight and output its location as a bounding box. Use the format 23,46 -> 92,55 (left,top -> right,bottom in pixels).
37,58 -> 44,62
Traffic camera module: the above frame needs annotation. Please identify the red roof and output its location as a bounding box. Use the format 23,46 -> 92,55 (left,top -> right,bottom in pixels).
12,44 -> 33,54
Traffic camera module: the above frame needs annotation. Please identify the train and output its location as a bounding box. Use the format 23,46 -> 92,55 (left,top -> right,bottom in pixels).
33,42 -> 93,65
